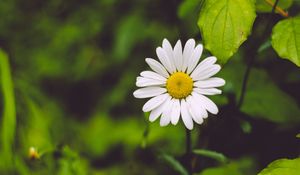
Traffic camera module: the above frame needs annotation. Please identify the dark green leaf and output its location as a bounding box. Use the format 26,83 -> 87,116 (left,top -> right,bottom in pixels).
241,69 -> 300,124
198,0 -> 256,64
271,16 -> 300,67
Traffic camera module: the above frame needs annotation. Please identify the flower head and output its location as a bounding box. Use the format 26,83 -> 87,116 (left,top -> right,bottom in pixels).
133,39 -> 225,130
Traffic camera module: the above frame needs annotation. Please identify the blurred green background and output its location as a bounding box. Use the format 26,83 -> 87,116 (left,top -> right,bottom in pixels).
0,0 -> 299,174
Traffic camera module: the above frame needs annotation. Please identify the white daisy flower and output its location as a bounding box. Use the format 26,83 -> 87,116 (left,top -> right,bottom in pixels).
133,39 -> 225,130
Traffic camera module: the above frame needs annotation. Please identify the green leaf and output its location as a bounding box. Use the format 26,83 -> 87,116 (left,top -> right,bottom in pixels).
296,133 -> 300,138
198,0 -> 256,64
256,0 -> 293,12
241,69 -> 300,124
0,49 -> 16,170
193,149 -> 228,163
271,16 -> 300,67
219,59 -> 300,124
258,158 -> 300,175
160,153 -> 189,175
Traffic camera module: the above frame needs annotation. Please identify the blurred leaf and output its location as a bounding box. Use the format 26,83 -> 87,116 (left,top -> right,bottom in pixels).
258,39 -> 272,53
193,149 -> 228,163
113,14 -> 146,61
160,153 -> 188,175
258,158 -> 300,175
241,68 -> 300,124
198,0 -> 256,64
271,16 -> 300,67
178,0 -> 202,19
296,133 -> 300,138
256,0 -> 293,12
0,49 -> 16,170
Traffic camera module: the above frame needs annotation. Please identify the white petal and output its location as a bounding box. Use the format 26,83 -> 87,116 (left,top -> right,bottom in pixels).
136,76 -> 165,87
194,78 -> 225,88
191,65 -> 221,81
190,56 -> 217,77
182,39 -> 196,72
133,87 -> 167,98
145,58 -> 169,78
162,39 -> 176,72
192,92 -> 218,114
173,40 -> 183,71
149,96 -> 171,122
160,99 -> 173,126
156,47 -> 175,73
190,95 -> 208,119
181,99 -> 194,130
171,99 -> 180,125
186,44 -> 203,74
140,71 -> 166,81
186,96 -> 204,124
142,93 -> 169,112
193,88 -> 222,95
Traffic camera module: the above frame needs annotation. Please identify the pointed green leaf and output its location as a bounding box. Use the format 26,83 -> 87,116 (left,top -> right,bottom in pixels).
193,149 -> 228,163
258,158 -> 300,175
198,0 -> 256,64
271,16 -> 300,67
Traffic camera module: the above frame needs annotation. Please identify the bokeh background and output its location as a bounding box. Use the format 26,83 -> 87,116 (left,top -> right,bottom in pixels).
0,0 -> 299,174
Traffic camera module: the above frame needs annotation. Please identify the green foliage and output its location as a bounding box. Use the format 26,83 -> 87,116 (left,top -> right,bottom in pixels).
0,0 -> 299,174
256,0 -> 293,12
258,158 -> 300,175
193,149 -> 228,163
198,0 -> 256,64
271,16 -> 300,67
58,146 -> 88,175
160,153 -> 189,175
0,50 -> 16,170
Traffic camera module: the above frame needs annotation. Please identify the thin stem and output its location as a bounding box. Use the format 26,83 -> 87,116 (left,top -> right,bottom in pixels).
237,0 -> 280,109
264,0 -> 289,18
186,128 -> 192,175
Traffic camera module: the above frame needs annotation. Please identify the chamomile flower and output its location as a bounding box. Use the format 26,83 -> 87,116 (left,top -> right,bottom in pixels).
133,39 -> 225,130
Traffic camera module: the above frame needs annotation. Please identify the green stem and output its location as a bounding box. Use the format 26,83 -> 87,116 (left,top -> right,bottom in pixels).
186,128 -> 192,175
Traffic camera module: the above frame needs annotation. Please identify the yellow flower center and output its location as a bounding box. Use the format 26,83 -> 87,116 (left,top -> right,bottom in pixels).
166,72 -> 193,99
